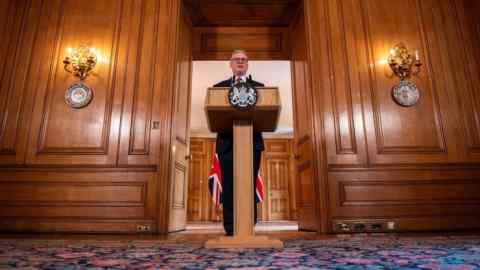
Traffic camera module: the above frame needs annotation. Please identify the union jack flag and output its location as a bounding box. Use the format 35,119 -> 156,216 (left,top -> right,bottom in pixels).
208,153 -> 264,208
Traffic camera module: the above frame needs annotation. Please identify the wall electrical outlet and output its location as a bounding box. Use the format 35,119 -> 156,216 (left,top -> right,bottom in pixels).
334,220 -> 395,233
336,223 -> 351,231
136,224 -> 151,232
387,221 -> 395,230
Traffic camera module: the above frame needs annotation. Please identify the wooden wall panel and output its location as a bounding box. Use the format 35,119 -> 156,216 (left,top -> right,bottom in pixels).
290,5 -> 319,231
193,27 -> 290,60
0,0 -> 11,35
308,0 -> 480,166
0,0 -> 16,91
173,16 -> 193,146
24,0 -> 125,165
0,0 -> 179,233
361,0 -> 448,161
0,171 -> 157,232
167,4 -> 192,232
311,0 -> 457,166
319,0 -> 367,165
183,0 -> 299,27
260,139 -> 295,220
186,138 -> 222,222
186,139 -> 205,221
329,169 -> 480,231
448,0 -> 480,157
117,0 -> 163,166
154,0 -> 186,233
187,138 -> 296,222
0,0 -> 20,158
0,0 -> 41,164
0,0 -> 172,167
305,0 -> 480,232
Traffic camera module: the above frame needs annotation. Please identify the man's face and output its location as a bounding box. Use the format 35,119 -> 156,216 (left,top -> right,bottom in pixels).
230,52 -> 249,76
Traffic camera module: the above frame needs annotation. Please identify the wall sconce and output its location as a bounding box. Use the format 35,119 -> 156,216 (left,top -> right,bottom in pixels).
387,43 -> 422,80
387,43 -> 423,107
63,45 -> 99,109
63,45 -> 97,80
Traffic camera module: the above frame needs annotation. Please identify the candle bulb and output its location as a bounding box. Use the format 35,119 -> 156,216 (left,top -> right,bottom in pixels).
414,50 -> 420,61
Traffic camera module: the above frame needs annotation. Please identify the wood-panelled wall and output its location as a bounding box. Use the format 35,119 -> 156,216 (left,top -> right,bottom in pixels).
290,4 -> 320,232
167,3 -> 193,232
304,0 -> 480,232
187,137 -> 297,222
3,0 -> 480,234
0,0 -> 181,233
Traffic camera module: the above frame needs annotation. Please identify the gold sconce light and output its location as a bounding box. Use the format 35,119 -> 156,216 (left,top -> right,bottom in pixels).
386,43 -> 423,107
62,45 -> 100,109
387,43 -> 422,80
63,45 -> 98,80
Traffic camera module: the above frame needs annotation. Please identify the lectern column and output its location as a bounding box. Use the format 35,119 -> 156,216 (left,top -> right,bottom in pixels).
204,86 -> 283,249
205,121 -> 283,248
233,120 -> 254,236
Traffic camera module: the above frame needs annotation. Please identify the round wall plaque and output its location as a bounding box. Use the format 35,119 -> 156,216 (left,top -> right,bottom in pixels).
392,80 -> 419,107
65,82 -> 93,108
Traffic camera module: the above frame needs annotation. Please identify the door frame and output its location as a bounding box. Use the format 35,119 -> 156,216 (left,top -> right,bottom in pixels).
158,0 -> 330,234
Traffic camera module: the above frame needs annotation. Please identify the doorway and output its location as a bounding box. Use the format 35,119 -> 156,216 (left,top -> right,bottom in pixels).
168,0 -> 319,234
186,60 -> 297,233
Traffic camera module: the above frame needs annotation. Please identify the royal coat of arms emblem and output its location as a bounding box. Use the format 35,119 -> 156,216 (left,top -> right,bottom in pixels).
228,82 -> 257,109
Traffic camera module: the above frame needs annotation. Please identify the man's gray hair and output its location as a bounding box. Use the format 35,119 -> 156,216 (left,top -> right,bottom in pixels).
231,49 -> 248,59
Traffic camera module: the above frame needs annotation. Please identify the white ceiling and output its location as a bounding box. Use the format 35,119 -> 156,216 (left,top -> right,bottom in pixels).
190,61 -> 294,137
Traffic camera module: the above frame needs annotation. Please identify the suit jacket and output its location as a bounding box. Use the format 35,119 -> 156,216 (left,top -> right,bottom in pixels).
213,76 -> 265,154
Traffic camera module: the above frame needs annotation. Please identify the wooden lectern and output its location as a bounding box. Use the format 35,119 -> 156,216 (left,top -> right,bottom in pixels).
204,87 -> 283,249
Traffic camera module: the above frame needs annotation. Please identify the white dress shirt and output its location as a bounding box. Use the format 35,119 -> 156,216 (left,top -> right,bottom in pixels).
234,75 -> 248,83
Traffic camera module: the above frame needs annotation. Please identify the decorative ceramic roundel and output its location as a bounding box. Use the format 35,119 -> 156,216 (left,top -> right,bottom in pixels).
65,82 -> 93,108
392,80 -> 419,107
228,81 -> 257,109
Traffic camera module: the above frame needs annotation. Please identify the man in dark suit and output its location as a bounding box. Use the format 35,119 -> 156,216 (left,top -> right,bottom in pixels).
213,50 -> 265,236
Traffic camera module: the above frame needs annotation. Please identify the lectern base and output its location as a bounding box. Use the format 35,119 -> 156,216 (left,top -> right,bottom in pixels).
205,236 -> 283,249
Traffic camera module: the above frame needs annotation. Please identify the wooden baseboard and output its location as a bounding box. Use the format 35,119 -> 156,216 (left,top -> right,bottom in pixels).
0,218 -> 157,234
332,215 -> 480,233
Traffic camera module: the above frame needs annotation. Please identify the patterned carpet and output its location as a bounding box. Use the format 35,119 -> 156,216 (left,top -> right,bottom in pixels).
1,235 -> 480,269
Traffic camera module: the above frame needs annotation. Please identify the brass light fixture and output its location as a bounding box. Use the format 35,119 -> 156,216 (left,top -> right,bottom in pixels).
63,45 -> 100,109
387,43 -> 422,80
63,45 -> 97,80
387,43 -> 423,107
